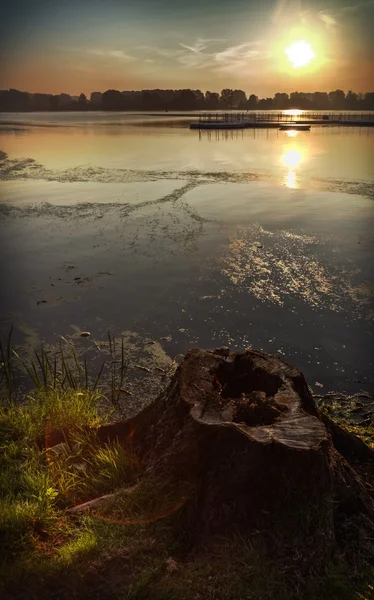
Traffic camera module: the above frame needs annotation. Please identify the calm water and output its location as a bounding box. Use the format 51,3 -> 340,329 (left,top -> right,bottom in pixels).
0,112 -> 373,394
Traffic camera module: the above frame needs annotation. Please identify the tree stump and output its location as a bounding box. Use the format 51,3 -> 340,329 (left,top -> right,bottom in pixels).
56,348 -> 374,567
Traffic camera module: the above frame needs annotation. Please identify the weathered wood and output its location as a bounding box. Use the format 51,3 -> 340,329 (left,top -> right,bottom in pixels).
52,347 -> 373,567
89,349 -> 374,541
68,493 -> 116,514
194,111 -> 374,129
68,486 -> 139,514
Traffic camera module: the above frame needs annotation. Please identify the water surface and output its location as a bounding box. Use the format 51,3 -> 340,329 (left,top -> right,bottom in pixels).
0,112 -> 373,394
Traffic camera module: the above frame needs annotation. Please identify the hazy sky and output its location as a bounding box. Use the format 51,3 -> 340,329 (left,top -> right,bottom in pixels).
1,0 -> 373,96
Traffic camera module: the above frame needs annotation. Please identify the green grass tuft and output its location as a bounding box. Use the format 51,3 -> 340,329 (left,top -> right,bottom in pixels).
1,341 -> 373,600
56,527 -> 98,566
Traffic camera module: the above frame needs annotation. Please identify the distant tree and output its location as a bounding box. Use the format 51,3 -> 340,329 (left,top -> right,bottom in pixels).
220,89 -> 234,109
120,91 -> 140,110
204,91 -> 220,110
58,93 -> 73,109
257,97 -> 274,109
232,90 -> 247,108
312,92 -> 329,109
194,89 -> 205,109
362,92 -> 374,110
289,92 -> 311,109
174,89 -> 197,110
328,89 -> 345,110
357,92 -> 364,104
32,93 -> 52,110
78,93 -> 87,109
102,89 -> 124,110
49,95 -> 59,110
0,89 -> 30,111
345,90 -> 358,110
90,92 -> 103,107
273,92 -> 289,109
247,94 -> 258,110
159,89 -> 176,110
2,86 -> 374,112
142,90 -> 164,110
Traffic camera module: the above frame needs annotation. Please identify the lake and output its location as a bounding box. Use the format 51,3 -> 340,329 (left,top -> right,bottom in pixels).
0,111 -> 373,396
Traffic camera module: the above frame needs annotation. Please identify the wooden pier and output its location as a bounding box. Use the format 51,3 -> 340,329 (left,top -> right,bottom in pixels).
190,111 -> 374,130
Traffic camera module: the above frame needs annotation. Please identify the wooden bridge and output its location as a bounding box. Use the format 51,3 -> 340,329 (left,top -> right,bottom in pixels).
190,111 -> 374,129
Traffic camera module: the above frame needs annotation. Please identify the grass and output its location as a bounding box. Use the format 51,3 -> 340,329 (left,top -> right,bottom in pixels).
1,335 -> 374,599
316,391 -> 374,448
0,389 -> 139,569
0,328 -> 129,409
1,393 -> 372,600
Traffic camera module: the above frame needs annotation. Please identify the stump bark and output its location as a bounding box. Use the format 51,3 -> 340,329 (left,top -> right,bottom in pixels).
54,348 -> 374,564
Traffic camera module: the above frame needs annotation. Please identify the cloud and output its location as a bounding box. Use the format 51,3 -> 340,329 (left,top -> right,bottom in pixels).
198,38 -> 227,44
135,45 -> 186,61
179,37 -> 228,56
341,0 -> 374,12
176,39 -> 267,73
215,43 -> 262,63
271,1 -> 360,30
272,0 -> 304,24
313,0 -> 374,33
179,41 -> 207,54
179,38 -> 227,53
304,0 -> 374,29
132,38 -> 268,74
87,49 -> 136,61
318,12 -> 337,27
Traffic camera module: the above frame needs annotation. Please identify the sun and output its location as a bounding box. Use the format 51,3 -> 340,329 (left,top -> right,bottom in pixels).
285,40 -> 315,68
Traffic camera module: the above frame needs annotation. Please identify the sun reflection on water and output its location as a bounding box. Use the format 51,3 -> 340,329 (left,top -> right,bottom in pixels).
282,142 -> 305,189
282,148 -> 302,168
284,109 -> 303,116
286,171 -> 297,188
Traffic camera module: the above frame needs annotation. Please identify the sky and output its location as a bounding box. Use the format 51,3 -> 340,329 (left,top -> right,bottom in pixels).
0,0 -> 373,96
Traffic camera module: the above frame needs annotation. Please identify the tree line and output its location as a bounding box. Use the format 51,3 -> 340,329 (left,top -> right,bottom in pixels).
1,87 -> 374,112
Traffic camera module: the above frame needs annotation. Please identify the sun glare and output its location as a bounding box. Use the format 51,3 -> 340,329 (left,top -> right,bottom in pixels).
286,171 -> 297,189
281,144 -> 307,189
285,41 -> 315,68
284,109 -> 303,116
282,149 -> 302,169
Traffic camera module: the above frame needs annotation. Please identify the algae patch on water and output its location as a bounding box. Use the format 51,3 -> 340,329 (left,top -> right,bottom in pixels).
221,223 -> 373,318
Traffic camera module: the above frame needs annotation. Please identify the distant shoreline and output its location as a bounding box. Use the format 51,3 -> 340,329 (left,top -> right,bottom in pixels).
1,109 -> 374,114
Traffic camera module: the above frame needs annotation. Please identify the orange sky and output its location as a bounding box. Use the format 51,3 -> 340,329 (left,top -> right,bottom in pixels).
1,0 -> 373,96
